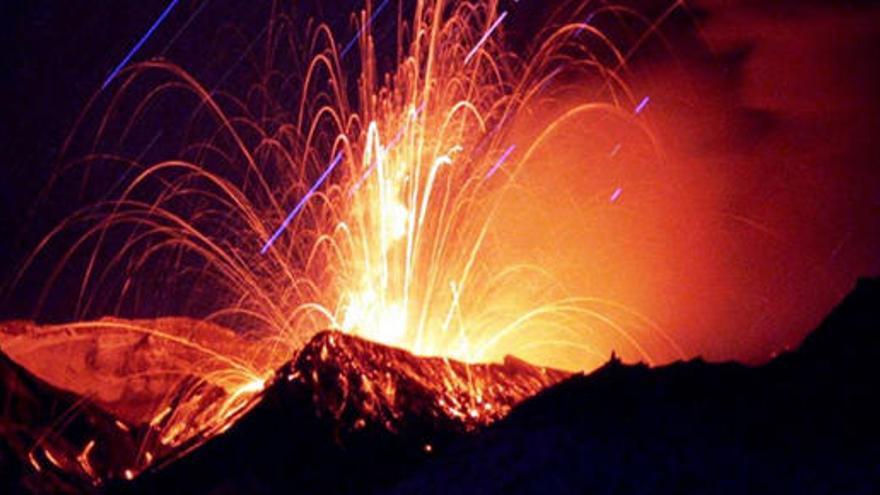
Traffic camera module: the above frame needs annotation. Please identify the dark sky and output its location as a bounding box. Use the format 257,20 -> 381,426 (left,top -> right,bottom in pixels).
0,0 -> 878,362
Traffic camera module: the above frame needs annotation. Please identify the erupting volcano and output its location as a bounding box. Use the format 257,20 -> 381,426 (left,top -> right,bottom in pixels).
0,318 -> 567,488
2,0 -> 879,493
4,0 -> 655,487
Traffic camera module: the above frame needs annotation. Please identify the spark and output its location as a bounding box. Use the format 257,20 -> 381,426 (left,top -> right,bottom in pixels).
28,451 -> 42,472
149,406 -> 172,427
634,96 -> 651,114
464,11 -> 508,64
43,448 -> 62,469
235,377 -> 266,395
102,0 -> 180,90
261,151 -> 345,254
341,0 -> 392,58
484,144 -> 517,180
76,440 -> 96,479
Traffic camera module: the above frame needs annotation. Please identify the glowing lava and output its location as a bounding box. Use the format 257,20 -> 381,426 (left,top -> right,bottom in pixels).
13,1 -> 685,374
2,0 -> 691,485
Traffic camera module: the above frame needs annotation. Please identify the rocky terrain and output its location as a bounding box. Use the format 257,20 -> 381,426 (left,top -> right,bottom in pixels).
2,279 -> 878,493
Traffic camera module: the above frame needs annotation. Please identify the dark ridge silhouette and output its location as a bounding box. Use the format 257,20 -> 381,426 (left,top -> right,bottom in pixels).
125,330 -> 566,494
2,278 -> 879,493
0,321 -> 565,493
389,278 -> 880,494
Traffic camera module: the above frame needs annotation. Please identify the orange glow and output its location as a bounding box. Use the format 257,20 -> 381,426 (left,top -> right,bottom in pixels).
3,0 -> 787,482
12,1 -> 690,379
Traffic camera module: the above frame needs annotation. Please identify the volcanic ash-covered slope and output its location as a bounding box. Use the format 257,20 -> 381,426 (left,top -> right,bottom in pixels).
0,318 -> 568,493
135,281 -> 880,495
0,317 -> 275,490
289,330 -> 570,432
5,279 -> 879,494
129,330 -> 569,494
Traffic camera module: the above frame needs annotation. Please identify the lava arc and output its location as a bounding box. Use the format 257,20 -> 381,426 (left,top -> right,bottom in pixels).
2,0 -> 688,486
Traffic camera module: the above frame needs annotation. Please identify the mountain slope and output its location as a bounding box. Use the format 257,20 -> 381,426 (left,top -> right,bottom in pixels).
388,278 -> 880,494
2,279 -> 878,493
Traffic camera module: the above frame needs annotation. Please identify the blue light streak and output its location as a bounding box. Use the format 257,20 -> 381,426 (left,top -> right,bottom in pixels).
484,144 -> 517,180
261,151 -> 345,254
464,11 -> 508,64
573,12 -> 596,37
102,0 -> 181,90
341,0 -> 391,58
634,96 -> 651,114
610,187 -> 623,203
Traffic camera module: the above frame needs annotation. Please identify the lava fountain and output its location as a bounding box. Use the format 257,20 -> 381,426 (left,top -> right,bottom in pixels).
1,0 -> 689,486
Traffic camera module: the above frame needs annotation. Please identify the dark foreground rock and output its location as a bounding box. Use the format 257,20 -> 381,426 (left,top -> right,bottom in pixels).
388,278 -> 880,494
126,330 -> 567,494
2,278 -> 879,494
0,318 -> 565,493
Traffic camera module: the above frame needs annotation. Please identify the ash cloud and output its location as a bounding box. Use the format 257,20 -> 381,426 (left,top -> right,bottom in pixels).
677,0 -> 880,357
498,0 -> 880,365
